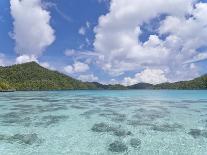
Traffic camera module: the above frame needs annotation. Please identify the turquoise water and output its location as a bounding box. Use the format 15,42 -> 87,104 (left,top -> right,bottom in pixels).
0,90 -> 207,155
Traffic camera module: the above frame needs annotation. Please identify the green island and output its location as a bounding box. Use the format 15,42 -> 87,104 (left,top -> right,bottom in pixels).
0,62 -> 206,91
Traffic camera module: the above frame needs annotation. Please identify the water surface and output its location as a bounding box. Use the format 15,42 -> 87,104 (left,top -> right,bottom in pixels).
0,90 -> 207,155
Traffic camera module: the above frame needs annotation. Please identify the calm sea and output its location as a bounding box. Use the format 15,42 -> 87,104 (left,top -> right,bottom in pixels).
0,90 -> 207,155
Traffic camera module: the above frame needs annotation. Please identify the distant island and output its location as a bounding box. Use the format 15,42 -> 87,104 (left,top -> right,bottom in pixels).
0,62 -> 206,91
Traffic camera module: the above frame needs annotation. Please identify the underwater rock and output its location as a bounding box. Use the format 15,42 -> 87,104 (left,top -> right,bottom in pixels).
108,141 -> 128,153
127,120 -> 154,127
188,129 -> 207,138
70,105 -> 88,109
91,123 -> 117,132
37,103 -> 67,113
151,123 -> 183,132
169,104 -> 189,109
113,129 -> 132,137
188,129 -> 201,138
36,115 -> 69,127
111,113 -> 127,123
0,112 -> 31,127
0,134 -> 8,141
80,109 -> 101,119
130,138 -> 141,149
91,122 -> 132,138
202,130 -> 207,138
0,133 -> 42,145
11,133 -> 40,145
111,116 -> 126,122
132,109 -> 167,123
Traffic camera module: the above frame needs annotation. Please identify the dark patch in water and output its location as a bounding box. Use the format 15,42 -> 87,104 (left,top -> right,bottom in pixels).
188,129 -> 201,138
132,108 -> 167,123
127,120 -> 154,127
70,105 -> 88,110
182,99 -> 207,104
80,108 -> 101,119
201,107 -> 207,111
98,110 -> 127,122
188,129 -> 207,138
36,115 -> 69,127
26,97 -> 60,103
190,109 -> 201,113
91,123 -> 118,132
0,102 -> 68,127
91,122 -> 132,137
113,129 -> 132,137
151,123 -> 183,132
0,133 -> 43,145
130,138 -> 141,149
111,116 -> 126,123
0,112 -> 31,127
108,141 -> 128,153
10,103 -> 68,115
169,104 -> 189,109
37,103 -> 68,113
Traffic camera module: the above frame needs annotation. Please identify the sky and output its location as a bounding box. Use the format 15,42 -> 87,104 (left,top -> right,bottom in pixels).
0,0 -> 207,85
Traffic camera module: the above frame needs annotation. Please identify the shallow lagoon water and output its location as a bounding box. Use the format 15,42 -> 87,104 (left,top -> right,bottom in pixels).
0,90 -> 207,155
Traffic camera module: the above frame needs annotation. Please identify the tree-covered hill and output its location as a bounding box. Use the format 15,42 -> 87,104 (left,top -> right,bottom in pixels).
154,74 -> 207,89
0,62 -> 206,91
0,62 -> 97,90
128,83 -> 154,89
0,80 -> 14,91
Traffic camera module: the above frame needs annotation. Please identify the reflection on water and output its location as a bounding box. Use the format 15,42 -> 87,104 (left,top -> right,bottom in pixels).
0,90 -> 207,155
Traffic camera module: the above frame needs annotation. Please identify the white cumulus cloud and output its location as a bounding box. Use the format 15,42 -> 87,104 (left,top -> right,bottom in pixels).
16,55 -> 38,64
123,69 -> 168,85
10,0 -> 55,61
78,27 -> 86,35
78,74 -> 99,82
64,61 -> 89,74
93,0 -> 207,82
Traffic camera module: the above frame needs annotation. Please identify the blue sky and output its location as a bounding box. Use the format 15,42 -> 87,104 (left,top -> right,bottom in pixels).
0,0 -> 207,85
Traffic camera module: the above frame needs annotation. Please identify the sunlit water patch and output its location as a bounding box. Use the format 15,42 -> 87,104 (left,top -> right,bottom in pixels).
0,90 -> 207,155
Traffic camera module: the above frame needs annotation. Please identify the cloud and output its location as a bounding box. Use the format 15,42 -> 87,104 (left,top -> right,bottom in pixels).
64,49 -> 104,63
184,52 -> 207,64
97,0 -> 110,6
78,21 -> 91,36
39,62 -> 55,70
15,55 -> 38,64
92,0 -> 207,82
64,65 -> 74,74
64,61 -> 89,74
78,27 -> 86,35
122,69 -> 168,85
42,1 -> 72,23
86,21 -> 90,28
15,55 -> 55,70
10,0 -> 55,59
78,74 -> 99,82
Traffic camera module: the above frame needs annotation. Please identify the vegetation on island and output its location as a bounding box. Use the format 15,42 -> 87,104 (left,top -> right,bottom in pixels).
128,83 -> 154,89
154,74 -> 207,89
0,80 -> 15,91
0,62 -> 206,91
0,62 -> 97,91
